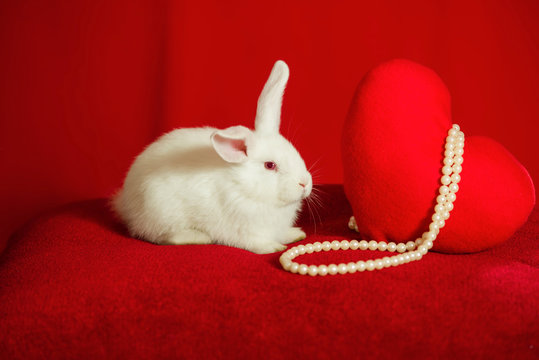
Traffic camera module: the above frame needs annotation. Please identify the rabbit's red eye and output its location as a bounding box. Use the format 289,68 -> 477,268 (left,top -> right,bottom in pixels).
264,161 -> 277,171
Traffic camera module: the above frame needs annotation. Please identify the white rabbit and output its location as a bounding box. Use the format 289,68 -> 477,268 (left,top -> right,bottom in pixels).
113,60 -> 312,254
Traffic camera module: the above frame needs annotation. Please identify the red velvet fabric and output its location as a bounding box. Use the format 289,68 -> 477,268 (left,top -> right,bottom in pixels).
2,1 -> 539,252
1,185 -> 537,359
342,60 -> 536,253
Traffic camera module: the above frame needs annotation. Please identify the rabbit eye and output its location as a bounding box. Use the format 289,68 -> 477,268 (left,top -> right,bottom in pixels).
264,161 -> 277,171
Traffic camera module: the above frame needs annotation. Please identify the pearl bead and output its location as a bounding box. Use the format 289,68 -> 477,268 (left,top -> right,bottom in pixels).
308,265 -> 318,276
442,165 -> 453,175
281,259 -> 291,270
443,157 -> 454,166
359,240 -> 369,250
418,245 -> 428,255
348,216 -> 357,231
436,195 -> 447,204
441,175 -> 451,185
356,261 -> 366,272
318,265 -> 328,276
280,125 -> 464,276
435,204 -> 445,214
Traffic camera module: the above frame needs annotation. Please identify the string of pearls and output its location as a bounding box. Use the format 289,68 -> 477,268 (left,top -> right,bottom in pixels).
280,124 -> 464,276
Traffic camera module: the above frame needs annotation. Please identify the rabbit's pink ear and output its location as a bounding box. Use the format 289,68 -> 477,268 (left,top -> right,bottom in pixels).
211,126 -> 253,163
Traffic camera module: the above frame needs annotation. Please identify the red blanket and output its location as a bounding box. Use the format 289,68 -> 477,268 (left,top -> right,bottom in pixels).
0,185 -> 537,359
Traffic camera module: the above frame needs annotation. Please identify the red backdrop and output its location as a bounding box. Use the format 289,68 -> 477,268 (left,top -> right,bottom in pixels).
1,0 -> 538,252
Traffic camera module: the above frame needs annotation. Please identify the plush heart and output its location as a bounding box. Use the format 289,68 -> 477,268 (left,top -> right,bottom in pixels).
342,59 -> 535,253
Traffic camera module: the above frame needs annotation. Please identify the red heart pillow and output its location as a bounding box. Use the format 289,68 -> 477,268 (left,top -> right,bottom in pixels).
342,59 -> 535,253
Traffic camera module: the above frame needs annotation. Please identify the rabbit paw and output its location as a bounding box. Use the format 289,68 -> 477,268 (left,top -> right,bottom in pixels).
283,227 -> 307,244
250,241 -> 287,254
159,229 -> 212,245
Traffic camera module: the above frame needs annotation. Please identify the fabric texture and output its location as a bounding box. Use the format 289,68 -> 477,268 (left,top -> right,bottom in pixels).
342,59 -> 536,253
2,1 -> 539,253
0,185 -> 537,359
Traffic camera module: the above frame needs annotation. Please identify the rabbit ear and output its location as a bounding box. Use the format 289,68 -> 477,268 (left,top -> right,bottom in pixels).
211,126 -> 253,163
254,60 -> 289,135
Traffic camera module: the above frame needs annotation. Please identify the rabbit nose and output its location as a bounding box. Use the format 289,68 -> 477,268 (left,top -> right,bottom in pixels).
299,175 -> 311,189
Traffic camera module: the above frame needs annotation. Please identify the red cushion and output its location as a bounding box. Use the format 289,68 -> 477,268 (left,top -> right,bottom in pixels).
0,185 -> 537,359
342,59 -> 535,253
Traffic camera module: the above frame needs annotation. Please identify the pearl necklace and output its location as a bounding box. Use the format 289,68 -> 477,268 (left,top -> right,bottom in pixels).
280,124 -> 464,276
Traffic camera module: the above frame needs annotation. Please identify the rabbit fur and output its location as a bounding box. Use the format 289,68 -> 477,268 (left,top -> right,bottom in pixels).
113,60 -> 312,254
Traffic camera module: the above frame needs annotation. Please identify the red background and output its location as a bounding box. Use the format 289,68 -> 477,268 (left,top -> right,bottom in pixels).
1,0 -> 538,252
